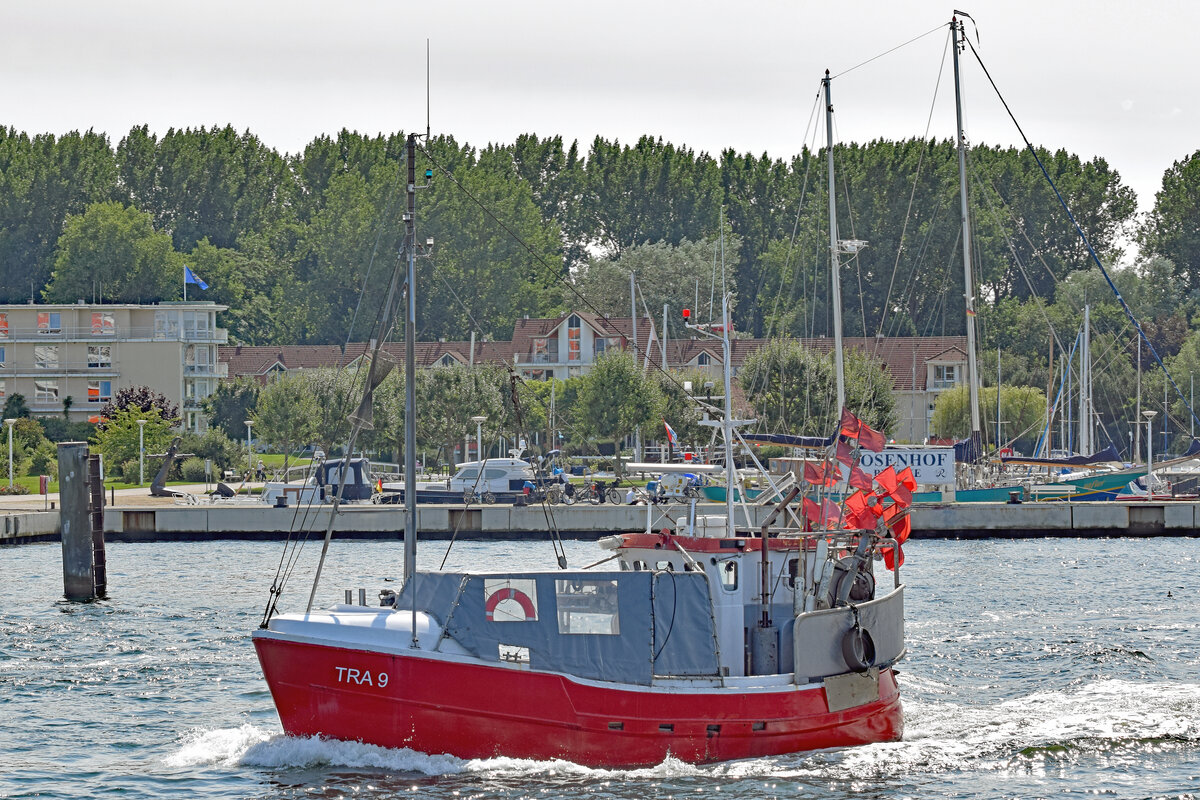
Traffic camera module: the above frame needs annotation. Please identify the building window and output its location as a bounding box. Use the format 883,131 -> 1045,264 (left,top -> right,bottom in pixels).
91,312 -> 115,336
35,345 -> 59,369
0,346 -> 5,366
595,337 -> 606,356
37,312 -> 62,335
88,380 -> 112,404
0,379 -> 5,400
567,315 -> 581,362
182,311 -> 210,339
697,352 -> 710,366
437,354 -> 456,367
87,414 -> 102,424
154,310 -> 179,339
933,364 -> 959,389
88,345 -> 112,368
35,380 -> 58,404
0,313 -> 8,338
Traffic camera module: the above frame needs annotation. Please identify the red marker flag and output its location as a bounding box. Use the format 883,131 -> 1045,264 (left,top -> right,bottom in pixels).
835,440 -> 854,467
839,407 -> 860,437
849,466 -> 874,491
859,421 -> 885,452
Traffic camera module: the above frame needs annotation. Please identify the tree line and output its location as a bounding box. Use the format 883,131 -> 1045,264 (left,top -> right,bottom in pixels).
5,123 -> 1200,454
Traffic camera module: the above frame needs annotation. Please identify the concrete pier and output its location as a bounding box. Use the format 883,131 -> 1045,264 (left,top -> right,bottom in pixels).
2,498 -> 1200,546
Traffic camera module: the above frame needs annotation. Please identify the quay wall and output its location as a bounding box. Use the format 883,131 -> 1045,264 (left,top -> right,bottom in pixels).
2,500 -> 1200,546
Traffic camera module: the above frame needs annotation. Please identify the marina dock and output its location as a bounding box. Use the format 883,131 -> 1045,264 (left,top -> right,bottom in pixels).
2,498 -> 1199,545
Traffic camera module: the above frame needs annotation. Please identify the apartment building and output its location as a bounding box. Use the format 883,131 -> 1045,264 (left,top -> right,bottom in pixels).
0,302 -> 228,432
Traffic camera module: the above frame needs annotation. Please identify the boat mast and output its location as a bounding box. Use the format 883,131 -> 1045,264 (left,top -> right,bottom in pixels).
404,133 -> 418,587
951,17 -> 982,443
1079,305 -> 1092,454
823,70 -> 847,413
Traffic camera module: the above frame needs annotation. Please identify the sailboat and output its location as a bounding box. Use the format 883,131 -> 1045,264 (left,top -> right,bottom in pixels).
252,134 -> 910,767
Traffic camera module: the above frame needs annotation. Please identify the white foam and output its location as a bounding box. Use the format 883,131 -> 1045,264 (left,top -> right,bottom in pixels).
166,724 -> 272,767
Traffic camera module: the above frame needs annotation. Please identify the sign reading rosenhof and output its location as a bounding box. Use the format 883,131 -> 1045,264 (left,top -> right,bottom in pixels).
856,448 -> 955,485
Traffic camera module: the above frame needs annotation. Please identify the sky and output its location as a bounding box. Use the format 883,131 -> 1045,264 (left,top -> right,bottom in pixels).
2,1 -> 1195,224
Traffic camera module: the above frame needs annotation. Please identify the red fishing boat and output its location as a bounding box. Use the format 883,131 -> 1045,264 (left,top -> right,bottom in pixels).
253,133 -> 913,767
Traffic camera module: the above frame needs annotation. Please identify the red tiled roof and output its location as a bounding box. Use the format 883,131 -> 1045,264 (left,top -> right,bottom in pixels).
220,322 -> 966,394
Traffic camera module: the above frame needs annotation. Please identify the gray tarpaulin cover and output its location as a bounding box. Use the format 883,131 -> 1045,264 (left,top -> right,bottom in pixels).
397,570 -> 720,685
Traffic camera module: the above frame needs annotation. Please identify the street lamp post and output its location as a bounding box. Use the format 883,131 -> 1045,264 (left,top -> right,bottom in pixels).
471,415 -> 487,460
245,420 -> 254,479
137,419 -> 147,485
1143,410 -> 1157,490
4,418 -> 15,488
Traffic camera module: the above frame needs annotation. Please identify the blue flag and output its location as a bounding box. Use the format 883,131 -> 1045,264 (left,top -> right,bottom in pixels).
184,265 -> 209,290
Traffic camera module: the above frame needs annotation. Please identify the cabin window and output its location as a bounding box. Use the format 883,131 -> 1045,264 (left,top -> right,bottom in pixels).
483,468 -> 509,481
787,558 -> 799,588
655,560 -> 674,571
720,560 -> 738,591
454,467 -> 480,481
555,579 -> 619,635
484,579 -> 539,623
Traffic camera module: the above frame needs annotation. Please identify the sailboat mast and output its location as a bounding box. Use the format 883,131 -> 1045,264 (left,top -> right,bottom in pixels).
951,17 -> 982,439
1079,305 -> 1091,454
823,71 -> 847,413
404,133 -> 418,586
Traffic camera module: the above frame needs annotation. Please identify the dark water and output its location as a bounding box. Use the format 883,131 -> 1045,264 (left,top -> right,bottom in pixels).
1,537 -> 1198,799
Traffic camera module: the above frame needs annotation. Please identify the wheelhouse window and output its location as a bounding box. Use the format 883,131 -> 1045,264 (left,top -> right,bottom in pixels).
555,578 -> 620,634
720,560 -> 738,591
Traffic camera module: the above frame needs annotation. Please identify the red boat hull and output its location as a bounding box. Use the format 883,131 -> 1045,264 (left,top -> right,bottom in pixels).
253,635 -> 903,767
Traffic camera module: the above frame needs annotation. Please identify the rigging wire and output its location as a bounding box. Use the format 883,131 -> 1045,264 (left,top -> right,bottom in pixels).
964,36 -> 1200,434
831,23 -> 946,80
876,30 -> 952,337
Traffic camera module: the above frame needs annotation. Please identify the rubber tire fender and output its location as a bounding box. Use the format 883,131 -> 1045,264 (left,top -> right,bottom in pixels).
841,624 -> 876,673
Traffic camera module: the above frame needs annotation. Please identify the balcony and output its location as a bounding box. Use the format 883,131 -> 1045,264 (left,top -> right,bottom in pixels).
184,363 -> 229,377
1,325 -> 228,343
0,360 -> 120,376
514,353 -> 562,365
124,326 -> 229,343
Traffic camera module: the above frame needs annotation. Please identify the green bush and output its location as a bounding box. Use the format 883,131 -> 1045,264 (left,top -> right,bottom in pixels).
180,457 -> 208,482
27,445 -> 56,478
119,458 -> 141,483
